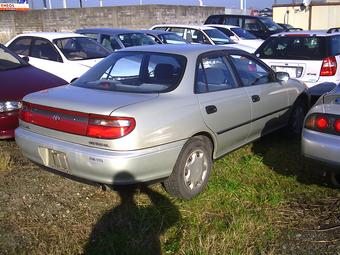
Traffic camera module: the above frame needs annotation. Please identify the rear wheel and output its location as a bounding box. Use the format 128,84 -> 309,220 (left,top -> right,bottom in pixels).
163,136 -> 213,200
288,97 -> 308,135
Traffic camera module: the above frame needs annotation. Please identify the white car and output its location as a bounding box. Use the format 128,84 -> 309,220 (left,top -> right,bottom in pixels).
150,24 -> 256,53
206,24 -> 264,50
6,32 -> 110,83
255,30 -> 340,88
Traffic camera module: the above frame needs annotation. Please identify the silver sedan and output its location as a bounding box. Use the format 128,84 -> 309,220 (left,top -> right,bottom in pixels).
16,44 -> 308,199
302,84 -> 340,187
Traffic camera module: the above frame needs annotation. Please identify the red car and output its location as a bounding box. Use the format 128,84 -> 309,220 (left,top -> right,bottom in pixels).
0,44 -> 67,139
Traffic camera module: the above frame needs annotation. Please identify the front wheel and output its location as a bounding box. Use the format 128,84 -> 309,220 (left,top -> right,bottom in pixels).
287,97 -> 308,136
163,136 -> 213,200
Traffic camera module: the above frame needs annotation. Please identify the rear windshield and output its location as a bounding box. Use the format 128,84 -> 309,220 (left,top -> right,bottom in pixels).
118,33 -> 156,47
54,37 -> 109,60
72,52 -> 186,93
255,36 -> 327,60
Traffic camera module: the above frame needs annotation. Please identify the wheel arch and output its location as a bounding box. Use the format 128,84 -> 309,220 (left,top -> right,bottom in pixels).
192,131 -> 217,160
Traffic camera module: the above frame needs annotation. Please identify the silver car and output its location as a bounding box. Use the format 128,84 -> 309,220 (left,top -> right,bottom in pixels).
15,44 -> 307,199
302,84 -> 340,187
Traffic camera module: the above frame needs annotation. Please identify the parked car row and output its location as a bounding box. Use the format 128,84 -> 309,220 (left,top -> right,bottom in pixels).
1,13 -> 340,199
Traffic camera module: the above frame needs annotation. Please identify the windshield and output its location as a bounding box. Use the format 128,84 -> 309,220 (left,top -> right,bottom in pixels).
259,17 -> 283,32
255,36 -> 327,60
54,37 -> 110,61
203,29 -> 233,45
118,33 -> 156,47
159,33 -> 188,44
230,27 -> 257,40
73,52 -> 187,93
0,45 -> 27,71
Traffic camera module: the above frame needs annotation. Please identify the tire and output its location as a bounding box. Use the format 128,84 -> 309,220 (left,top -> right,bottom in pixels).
287,97 -> 308,136
329,172 -> 340,188
163,136 -> 213,200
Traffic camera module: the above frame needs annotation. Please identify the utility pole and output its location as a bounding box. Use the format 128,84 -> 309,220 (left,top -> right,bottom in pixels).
79,0 -> 82,8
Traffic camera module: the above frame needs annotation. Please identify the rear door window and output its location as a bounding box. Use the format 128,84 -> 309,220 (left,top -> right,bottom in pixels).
31,38 -> 62,62
205,15 -> 222,24
256,36 -> 327,60
101,35 -> 121,51
8,37 -> 32,56
186,29 -> 209,44
168,27 -> 185,37
196,55 -> 237,93
224,17 -> 241,27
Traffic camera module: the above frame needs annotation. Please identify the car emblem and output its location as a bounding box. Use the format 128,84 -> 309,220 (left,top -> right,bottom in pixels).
52,115 -> 61,121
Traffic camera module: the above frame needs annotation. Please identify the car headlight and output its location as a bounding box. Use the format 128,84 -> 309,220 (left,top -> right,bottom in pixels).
0,101 -> 22,113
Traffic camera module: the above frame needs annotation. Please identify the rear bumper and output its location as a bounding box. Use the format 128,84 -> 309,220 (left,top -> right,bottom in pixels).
0,111 -> 19,139
15,127 -> 185,185
302,129 -> 340,171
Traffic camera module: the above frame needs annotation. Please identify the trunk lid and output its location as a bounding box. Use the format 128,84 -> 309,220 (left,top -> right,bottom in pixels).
23,85 -> 158,116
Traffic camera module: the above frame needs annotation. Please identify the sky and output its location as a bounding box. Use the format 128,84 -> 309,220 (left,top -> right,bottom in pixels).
1,0 -> 294,10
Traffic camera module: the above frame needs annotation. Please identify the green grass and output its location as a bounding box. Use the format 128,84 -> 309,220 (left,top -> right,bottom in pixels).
0,132 -> 339,254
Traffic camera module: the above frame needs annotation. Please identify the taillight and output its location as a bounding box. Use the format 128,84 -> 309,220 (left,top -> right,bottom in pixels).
19,102 -> 32,122
19,102 -> 136,139
305,113 -> 340,135
315,116 -> 328,129
334,119 -> 340,133
86,115 -> 136,139
320,56 -> 337,76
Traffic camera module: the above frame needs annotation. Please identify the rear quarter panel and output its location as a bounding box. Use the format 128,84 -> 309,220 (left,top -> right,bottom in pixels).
111,93 -> 214,151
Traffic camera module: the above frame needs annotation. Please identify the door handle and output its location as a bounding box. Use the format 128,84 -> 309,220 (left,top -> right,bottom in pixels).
205,105 -> 217,114
251,95 -> 260,103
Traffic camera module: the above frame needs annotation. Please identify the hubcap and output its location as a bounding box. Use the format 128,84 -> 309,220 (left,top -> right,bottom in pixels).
184,149 -> 208,190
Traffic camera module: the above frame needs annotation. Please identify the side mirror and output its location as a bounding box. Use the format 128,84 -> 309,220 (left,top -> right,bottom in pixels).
22,56 -> 29,63
275,71 -> 290,82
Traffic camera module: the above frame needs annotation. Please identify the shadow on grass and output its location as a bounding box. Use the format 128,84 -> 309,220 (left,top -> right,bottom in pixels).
251,130 -> 334,187
84,173 -> 181,255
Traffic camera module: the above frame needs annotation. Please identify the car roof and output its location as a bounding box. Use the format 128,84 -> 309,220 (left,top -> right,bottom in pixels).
151,24 -> 216,30
118,44 -> 241,56
206,24 -> 239,29
139,29 -> 175,36
76,28 -> 145,35
272,30 -> 340,37
208,14 -> 267,19
14,32 -> 86,40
